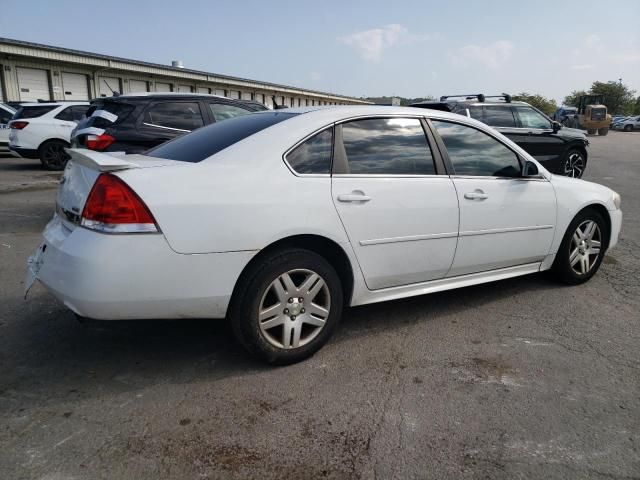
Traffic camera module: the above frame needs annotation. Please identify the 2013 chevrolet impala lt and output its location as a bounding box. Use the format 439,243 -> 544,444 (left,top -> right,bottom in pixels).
25,106 -> 622,364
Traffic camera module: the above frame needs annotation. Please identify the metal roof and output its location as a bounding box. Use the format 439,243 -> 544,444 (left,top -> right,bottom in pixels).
0,37 -> 370,103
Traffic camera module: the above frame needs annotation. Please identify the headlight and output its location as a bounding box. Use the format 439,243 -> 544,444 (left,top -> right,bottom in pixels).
612,191 -> 621,210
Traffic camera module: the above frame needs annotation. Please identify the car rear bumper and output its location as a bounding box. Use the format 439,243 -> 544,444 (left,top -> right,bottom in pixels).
9,146 -> 38,158
29,214 -> 256,320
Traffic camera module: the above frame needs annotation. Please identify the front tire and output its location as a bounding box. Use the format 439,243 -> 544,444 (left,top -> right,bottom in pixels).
624,125 -> 633,132
587,128 -> 597,135
39,140 -> 70,171
597,127 -> 609,136
552,209 -> 607,285
229,249 -> 343,365
561,149 -> 587,178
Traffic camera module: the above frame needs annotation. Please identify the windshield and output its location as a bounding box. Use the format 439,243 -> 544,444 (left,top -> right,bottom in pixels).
146,111 -> 298,163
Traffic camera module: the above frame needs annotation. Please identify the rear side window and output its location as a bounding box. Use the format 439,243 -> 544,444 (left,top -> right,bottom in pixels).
432,120 -> 521,177
0,107 -> 14,124
340,118 -> 435,175
13,105 -> 57,120
483,106 -> 517,127
142,102 -> 204,131
285,128 -> 333,174
147,112 -> 297,163
209,103 -> 252,122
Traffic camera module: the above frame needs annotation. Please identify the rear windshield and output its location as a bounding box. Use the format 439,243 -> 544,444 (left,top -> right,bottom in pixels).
13,105 -> 58,119
147,111 -> 298,162
86,101 -> 135,127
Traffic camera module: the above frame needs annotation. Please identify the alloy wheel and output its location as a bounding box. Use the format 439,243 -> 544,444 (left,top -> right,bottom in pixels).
258,269 -> 331,349
42,143 -> 69,169
569,220 -> 602,275
564,152 -> 585,178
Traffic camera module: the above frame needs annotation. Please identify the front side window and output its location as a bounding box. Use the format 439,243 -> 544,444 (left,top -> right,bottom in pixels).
209,103 -> 252,122
515,106 -> 551,129
483,106 -> 517,127
55,107 -> 75,121
340,118 -> 436,175
432,120 -> 521,177
143,102 -> 204,131
71,105 -> 89,121
286,128 -> 333,174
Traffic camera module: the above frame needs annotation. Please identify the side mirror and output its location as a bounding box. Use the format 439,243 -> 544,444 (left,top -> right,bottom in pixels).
552,121 -> 561,133
523,160 -> 539,177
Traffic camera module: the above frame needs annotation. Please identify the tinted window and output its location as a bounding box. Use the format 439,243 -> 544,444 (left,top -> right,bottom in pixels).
341,118 -> 435,175
209,103 -> 251,122
432,120 -> 521,177
147,112 -> 297,163
55,106 -> 87,122
286,128 -> 333,174
143,102 -> 204,131
88,101 -> 135,127
0,107 -> 13,124
467,106 -> 483,120
515,106 -> 551,129
483,106 -> 517,127
13,105 -> 57,120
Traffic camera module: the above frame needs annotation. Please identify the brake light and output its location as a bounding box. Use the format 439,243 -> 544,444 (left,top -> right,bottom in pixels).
85,133 -> 115,151
9,121 -> 29,129
81,174 -> 158,233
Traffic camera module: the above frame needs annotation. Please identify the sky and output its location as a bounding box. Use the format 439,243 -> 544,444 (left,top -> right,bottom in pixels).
1,0 -> 639,103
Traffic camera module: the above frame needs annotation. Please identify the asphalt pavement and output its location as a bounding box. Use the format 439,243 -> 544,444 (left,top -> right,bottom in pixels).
0,133 -> 639,479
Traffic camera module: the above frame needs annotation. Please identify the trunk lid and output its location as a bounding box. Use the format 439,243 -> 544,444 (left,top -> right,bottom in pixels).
56,149 -> 180,230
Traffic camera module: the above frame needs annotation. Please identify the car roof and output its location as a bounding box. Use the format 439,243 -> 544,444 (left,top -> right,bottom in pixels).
18,102 -> 89,107
413,99 -> 530,107
94,92 -> 266,108
115,92 -> 227,99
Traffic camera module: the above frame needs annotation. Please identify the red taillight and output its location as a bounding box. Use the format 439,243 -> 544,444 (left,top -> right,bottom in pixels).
81,174 -> 158,233
85,133 -> 115,151
9,121 -> 29,130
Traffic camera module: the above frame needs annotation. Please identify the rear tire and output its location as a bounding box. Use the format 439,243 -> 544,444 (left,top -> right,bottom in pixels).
560,149 -> 587,178
597,127 -> 609,136
39,140 -> 70,171
552,208 -> 607,285
229,249 -> 343,365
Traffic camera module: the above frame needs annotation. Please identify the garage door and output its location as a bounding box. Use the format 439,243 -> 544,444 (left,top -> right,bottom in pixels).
228,90 -> 240,99
177,85 -> 193,93
129,79 -> 148,93
17,67 -> 51,102
241,92 -> 252,100
254,93 -> 264,104
155,82 -> 172,92
61,73 -> 89,100
214,89 -> 225,97
99,76 -> 121,97
197,87 -> 210,94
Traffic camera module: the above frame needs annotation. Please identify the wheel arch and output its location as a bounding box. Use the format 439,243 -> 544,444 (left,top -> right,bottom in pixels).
37,137 -> 70,154
572,203 -> 612,251
229,234 -> 355,311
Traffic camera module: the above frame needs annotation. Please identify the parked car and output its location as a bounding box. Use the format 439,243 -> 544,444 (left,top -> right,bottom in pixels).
8,102 -> 90,170
71,92 -> 268,154
411,95 -> 590,178
612,115 -> 640,131
0,103 -> 17,155
552,106 -> 577,124
26,106 -> 622,364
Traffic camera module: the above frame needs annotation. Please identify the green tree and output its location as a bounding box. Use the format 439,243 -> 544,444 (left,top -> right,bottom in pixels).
512,92 -> 558,115
634,96 -> 640,115
563,90 -> 588,107
590,81 -> 636,115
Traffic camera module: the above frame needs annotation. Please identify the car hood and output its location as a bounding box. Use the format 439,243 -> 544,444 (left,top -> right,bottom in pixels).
559,126 -> 587,140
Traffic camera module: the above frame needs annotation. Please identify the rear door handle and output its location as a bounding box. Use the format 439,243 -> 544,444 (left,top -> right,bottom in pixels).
337,191 -> 371,203
464,191 -> 489,200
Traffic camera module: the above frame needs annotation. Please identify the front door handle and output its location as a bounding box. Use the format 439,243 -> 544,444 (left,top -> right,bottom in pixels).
464,191 -> 489,200
337,191 -> 371,203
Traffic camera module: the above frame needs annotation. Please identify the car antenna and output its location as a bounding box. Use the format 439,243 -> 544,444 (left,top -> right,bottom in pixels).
103,79 -> 120,97
271,95 -> 287,110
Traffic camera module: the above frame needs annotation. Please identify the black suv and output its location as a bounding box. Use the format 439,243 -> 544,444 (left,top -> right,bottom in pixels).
411,94 -> 589,178
71,93 -> 267,154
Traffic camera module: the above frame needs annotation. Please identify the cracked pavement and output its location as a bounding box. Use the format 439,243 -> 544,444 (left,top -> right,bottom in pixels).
0,132 -> 639,479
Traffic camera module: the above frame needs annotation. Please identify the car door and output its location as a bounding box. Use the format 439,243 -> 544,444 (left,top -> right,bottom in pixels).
512,105 -> 565,165
54,106 -> 79,138
138,101 -> 205,148
430,119 -> 556,277
331,117 -> 459,290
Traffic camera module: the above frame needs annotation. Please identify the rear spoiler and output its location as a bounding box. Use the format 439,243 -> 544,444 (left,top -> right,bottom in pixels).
65,148 -> 140,172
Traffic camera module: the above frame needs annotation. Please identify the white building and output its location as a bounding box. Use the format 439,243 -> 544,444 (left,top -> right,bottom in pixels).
0,37 -> 369,108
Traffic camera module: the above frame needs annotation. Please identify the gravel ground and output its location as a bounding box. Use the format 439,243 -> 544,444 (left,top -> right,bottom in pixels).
0,132 -> 639,479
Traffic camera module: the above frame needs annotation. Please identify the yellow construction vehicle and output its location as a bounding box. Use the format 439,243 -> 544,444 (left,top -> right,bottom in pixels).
565,94 -> 611,136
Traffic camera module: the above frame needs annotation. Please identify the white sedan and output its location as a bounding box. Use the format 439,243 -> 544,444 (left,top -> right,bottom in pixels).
26,106 -> 622,364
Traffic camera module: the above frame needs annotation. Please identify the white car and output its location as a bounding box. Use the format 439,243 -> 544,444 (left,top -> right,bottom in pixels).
0,103 -> 16,154
9,102 -> 89,170
613,115 -> 640,132
26,106 -> 622,364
